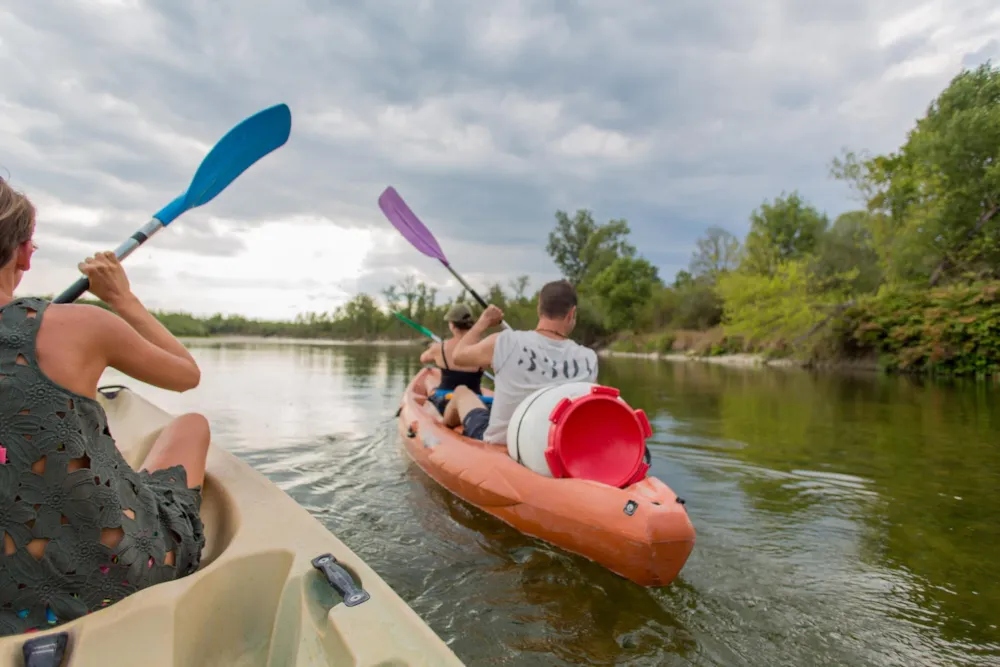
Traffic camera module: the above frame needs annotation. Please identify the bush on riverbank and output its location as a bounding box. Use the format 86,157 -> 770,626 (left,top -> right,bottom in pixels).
607,328 -> 748,357
839,282 -> 1000,376
607,281 -> 1000,377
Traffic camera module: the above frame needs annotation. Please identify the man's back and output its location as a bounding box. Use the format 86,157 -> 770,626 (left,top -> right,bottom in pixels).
484,329 -> 598,444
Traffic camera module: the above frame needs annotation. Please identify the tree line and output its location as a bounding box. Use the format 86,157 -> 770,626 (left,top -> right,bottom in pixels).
54,61 -> 999,376
593,61 -> 1000,376
63,276 -> 543,342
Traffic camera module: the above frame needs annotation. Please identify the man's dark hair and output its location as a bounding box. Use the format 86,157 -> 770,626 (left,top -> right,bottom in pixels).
538,279 -> 578,319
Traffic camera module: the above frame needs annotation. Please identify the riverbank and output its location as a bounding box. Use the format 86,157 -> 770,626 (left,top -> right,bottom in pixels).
603,280 -> 1000,379
179,335 -> 424,347
600,328 -> 822,370
596,348 -> 883,373
597,349 -> 797,368
189,333 -> 870,372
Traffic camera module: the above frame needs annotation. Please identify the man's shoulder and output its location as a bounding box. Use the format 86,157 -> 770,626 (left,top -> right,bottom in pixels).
497,327 -> 531,346
507,329 -> 595,353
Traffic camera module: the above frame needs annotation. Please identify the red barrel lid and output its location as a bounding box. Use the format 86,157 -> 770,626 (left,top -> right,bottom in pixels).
543,385 -> 651,487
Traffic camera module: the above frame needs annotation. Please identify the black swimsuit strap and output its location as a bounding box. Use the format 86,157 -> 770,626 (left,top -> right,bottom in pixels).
440,339 -> 450,370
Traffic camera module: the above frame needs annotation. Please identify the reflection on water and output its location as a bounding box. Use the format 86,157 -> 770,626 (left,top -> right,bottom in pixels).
102,342 -> 1000,666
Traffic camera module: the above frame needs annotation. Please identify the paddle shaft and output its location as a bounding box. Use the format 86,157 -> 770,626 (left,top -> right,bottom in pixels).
442,264 -> 512,331
53,217 -> 166,304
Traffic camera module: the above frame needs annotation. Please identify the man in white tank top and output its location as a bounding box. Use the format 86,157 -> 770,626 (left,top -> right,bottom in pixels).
444,280 -> 598,445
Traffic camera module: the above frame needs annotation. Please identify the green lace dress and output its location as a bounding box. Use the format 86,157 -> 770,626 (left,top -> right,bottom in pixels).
0,297 -> 205,636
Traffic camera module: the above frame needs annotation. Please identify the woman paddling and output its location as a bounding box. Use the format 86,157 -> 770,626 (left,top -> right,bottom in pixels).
420,303 -> 486,414
0,177 -> 210,635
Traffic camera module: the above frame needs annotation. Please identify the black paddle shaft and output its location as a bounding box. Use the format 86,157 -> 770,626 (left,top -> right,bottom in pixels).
444,264 -> 511,330
52,217 -> 165,304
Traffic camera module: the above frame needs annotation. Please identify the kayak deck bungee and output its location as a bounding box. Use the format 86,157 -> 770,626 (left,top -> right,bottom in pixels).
397,368 -> 696,587
0,385 -> 465,667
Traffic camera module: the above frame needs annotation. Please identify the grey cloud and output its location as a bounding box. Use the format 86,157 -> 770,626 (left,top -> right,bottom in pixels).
21,253 -> 164,299
963,39 -> 999,68
107,262 -> 162,287
3,0 -> 997,296
171,272 -> 325,291
30,243 -> 107,270
149,214 -> 248,257
36,208 -> 247,258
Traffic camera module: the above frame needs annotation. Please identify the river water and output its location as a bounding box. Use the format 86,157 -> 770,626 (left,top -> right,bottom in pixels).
101,340 -> 1000,667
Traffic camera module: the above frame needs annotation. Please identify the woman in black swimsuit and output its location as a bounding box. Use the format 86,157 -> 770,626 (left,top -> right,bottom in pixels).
420,304 -> 485,414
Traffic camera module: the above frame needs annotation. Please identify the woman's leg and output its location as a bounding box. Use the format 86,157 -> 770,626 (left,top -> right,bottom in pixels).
442,386 -> 486,429
93,414 -> 210,567
139,412 -> 211,488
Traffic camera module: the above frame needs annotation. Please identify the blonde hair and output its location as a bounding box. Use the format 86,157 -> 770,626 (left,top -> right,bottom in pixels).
0,177 -> 35,268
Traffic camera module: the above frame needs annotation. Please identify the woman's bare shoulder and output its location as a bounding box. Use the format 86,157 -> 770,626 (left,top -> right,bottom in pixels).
44,302 -> 117,326
41,304 -> 132,350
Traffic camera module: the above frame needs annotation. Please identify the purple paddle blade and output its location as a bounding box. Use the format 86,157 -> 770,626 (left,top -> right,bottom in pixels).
378,186 -> 449,265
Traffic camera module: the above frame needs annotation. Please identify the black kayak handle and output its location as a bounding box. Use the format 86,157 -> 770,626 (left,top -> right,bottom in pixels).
311,553 -> 370,607
22,632 -> 68,667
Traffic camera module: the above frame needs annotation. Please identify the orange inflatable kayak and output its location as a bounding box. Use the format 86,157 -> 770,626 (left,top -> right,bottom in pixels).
396,368 -> 696,587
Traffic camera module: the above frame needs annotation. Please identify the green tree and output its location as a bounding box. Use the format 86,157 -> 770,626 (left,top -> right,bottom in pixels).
338,293 -> 384,338
381,285 -> 400,313
396,276 -> 419,318
587,257 -> 663,332
832,62 -> 1000,286
741,191 -> 829,275
673,270 -> 695,289
485,283 -> 508,309
689,226 -> 741,280
717,260 -> 854,345
508,275 -> 530,302
546,209 -> 635,285
672,278 -> 724,330
637,285 -> 681,331
812,210 -> 883,295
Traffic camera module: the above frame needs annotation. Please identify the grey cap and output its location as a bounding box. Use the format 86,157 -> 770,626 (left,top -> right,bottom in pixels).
444,303 -> 474,325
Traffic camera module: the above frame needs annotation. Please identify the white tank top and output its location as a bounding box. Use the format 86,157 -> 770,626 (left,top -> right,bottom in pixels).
483,329 -> 599,444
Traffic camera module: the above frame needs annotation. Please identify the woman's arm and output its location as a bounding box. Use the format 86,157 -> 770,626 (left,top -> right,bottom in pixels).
419,342 -> 437,365
452,304 -> 504,369
94,301 -> 201,392
111,294 -> 198,368
80,251 -> 201,392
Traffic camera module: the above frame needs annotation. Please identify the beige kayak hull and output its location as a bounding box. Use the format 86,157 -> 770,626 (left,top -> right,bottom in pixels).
0,385 -> 464,667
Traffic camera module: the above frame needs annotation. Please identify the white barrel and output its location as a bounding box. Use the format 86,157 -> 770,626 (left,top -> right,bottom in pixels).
506,382 -> 597,477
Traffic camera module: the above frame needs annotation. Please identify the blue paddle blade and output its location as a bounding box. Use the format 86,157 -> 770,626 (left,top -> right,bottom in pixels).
154,103 -> 292,225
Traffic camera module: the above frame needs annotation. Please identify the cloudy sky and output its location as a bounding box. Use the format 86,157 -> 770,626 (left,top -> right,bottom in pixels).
4,0 -> 998,319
